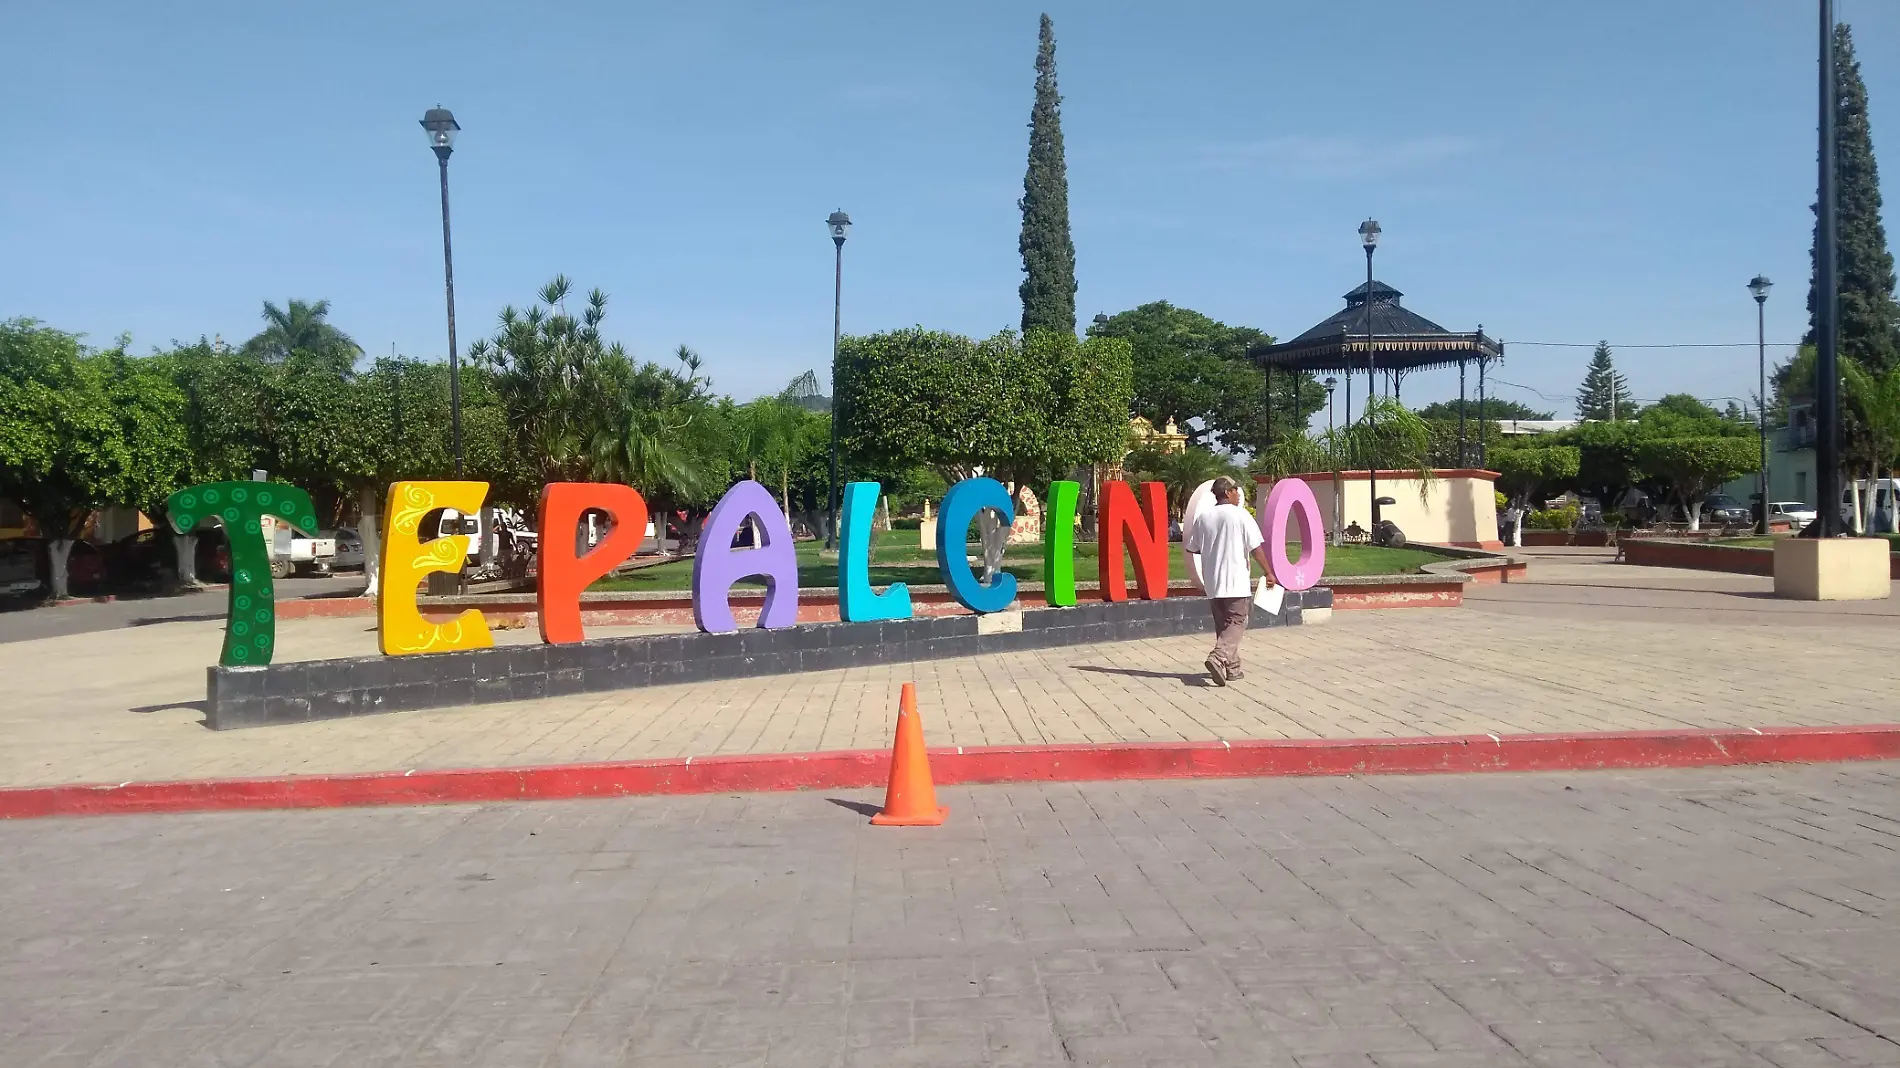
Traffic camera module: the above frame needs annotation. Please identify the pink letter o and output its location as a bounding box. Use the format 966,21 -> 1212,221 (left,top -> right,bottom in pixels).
1262,478 -> 1325,592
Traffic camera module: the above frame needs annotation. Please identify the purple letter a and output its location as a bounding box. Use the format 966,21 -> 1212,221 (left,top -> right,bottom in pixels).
691,480 -> 800,632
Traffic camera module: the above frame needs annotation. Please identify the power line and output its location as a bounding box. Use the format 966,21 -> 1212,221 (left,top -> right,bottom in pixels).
1506,341 -> 1804,349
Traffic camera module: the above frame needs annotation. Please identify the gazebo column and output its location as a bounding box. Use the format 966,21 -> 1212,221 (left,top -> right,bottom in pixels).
1342,365 -> 1352,431
1477,356 -> 1489,469
1457,358 -> 1468,467
1265,363 -> 1274,449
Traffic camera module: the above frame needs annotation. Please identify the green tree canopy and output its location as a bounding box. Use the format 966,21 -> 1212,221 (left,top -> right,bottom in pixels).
1087,301 -> 1314,454
1414,397 -> 1553,421
0,321 -> 130,542
1550,420 -> 1644,512
835,326 -> 1134,495
1633,437 -> 1760,529
94,348 -> 190,523
1491,447 -> 1581,509
1633,393 -> 1754,438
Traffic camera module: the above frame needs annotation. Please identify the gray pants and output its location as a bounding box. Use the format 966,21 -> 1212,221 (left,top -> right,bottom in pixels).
1208,596 -> 1250,671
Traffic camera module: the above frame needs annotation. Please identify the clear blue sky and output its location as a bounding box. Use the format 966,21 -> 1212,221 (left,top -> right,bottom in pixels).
3,0 -> 1895,421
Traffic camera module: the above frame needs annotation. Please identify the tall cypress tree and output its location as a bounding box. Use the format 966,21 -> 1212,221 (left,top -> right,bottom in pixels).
1807,24 -> 1900,373
1018,13 -> 1076,336
1576,342 -> 1632,421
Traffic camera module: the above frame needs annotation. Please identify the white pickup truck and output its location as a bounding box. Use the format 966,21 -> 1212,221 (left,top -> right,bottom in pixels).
268,519 -> 336,579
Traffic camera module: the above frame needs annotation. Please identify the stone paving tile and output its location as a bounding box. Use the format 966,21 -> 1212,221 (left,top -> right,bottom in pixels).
3,765 -> 1900,1065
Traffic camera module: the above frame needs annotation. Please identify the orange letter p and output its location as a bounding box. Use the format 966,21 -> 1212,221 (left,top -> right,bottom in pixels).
537,483 -> 649,644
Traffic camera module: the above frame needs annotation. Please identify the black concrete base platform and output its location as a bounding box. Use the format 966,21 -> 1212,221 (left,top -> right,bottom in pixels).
206,588 -> 1331,730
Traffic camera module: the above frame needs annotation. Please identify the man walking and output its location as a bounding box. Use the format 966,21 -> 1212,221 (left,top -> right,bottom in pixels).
1183,476 -> 1274,686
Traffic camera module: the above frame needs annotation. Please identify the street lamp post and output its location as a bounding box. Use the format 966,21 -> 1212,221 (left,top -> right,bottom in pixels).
420,105 -> 464,477
1749,275 -> 1773,534
1359,218 -> 1382,540
824,210 -> 851,551
1815,0 -> 1843,536
1323,377 -> 1337,434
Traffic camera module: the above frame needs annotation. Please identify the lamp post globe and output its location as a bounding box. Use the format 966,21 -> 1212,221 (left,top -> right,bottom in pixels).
824,210 -> 851,550
421,105 -> 464,478
1749,275 -> 1773,534
421,106 -> 459,159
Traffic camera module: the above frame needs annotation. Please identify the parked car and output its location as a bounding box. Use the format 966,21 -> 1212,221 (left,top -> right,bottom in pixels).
1770,501 -> 1817,527
4,537 -> 107,596
325,528 -> 365,571
0,537 -> 41,597
1841,478 -> 1897,533
265,522 -> 336,578
1700,494 -> 1752,526
102,527 -> 232,588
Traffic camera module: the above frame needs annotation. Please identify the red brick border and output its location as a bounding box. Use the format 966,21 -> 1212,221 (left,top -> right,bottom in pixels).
5,724 -> 1895,819
1621,539 -> 1900,579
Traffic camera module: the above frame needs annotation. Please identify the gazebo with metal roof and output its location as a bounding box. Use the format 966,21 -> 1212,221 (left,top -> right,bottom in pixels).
1249,280 -> 1504,466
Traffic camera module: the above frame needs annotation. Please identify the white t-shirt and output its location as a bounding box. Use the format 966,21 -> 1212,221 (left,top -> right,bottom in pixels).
1184,502 -> 1263,599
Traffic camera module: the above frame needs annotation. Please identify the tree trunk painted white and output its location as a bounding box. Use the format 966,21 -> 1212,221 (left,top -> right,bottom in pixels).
358,484 -> 382,598
173,531 -> 200,587
1511,510 -> 1525,547
874,494 -> 892,533
47,538 -> 73,600
479,505 -> 496,566
1849,477 -> 1866,535
975,508 -> 1008,583
1686,500 -> 1703,532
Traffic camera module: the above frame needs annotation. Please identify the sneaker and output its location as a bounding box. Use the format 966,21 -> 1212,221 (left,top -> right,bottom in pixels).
1205,657 -> 1228,686
1225,668 -> 1245,681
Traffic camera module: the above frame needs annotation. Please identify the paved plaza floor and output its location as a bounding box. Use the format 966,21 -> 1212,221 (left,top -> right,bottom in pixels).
4,764 -> 1898,1066
1,549 -> 1895,789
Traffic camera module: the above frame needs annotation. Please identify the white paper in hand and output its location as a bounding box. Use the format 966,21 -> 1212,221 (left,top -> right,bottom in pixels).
1253,577 -> 1284,616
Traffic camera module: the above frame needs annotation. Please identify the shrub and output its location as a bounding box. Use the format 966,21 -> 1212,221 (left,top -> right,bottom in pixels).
1528,506 -> 1580,530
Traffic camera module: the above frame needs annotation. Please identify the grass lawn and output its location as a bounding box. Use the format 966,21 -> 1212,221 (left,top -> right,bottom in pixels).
589,530 -> 1444,593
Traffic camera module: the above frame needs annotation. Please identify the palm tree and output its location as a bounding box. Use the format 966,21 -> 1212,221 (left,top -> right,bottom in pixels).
468,277 -> 615,488
1123,445 -> 1243,515
1252,396 -> 1436,542
240,299 -> 362,365
587,347 -> 720,554
1253,396 -> 1434,482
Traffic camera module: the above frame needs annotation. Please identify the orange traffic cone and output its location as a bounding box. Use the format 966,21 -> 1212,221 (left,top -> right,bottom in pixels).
870,682 -> 947,826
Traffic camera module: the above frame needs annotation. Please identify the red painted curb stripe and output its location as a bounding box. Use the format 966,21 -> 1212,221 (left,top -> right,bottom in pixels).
5,725 -> 1897,819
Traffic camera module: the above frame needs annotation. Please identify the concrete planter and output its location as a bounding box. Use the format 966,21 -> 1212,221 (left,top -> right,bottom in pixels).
1773,539 -> 1892,601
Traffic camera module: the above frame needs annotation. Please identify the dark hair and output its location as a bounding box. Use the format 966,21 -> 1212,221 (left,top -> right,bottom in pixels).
1212,476 -> 1239,500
